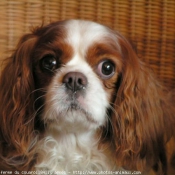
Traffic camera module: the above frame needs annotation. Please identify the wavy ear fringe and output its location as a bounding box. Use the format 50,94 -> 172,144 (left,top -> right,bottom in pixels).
0,34 -> 38,164
112,35 -> 175,172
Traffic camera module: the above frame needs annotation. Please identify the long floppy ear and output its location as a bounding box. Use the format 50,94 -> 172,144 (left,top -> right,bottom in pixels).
0,34 -> 37,165
112,34 -> 175,172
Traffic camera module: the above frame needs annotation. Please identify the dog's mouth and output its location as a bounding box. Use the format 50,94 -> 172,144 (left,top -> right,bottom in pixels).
69,101 -> 80,110
44,85 -> 106,129
60,99 -> 99,126
66,94 -> 86,110
67,100 -> 90,117
45,100 -> 99,131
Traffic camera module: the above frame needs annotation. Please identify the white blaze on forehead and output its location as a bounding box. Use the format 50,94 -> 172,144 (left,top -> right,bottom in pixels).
64,20 -> 110,56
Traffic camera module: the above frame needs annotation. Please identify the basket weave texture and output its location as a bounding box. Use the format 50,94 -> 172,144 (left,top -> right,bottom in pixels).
0,0 -> 175,89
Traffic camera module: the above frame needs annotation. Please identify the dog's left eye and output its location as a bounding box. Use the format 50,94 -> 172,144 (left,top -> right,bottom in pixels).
97,60 -> 115,79
41,55 -> 57,72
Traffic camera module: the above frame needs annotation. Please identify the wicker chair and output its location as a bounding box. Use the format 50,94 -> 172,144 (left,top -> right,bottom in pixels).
0,0 -> 175,89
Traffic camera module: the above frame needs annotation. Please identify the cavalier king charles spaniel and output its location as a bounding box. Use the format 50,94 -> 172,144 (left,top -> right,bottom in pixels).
0,20 -> 175,175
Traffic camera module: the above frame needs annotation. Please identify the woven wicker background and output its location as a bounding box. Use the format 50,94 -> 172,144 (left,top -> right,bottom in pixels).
0,0 -> 175,89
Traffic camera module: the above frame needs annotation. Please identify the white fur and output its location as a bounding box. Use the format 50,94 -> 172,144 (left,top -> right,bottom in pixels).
35,131 -> 116,174
35,20 -> 117,173
65,20 -> 112,55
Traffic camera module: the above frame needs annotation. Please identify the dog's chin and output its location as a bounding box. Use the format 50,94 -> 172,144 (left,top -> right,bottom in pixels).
44,101 -> 103,133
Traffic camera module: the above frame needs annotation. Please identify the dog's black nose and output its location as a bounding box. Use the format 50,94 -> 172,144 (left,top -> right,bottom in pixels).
63,72 -> 87,92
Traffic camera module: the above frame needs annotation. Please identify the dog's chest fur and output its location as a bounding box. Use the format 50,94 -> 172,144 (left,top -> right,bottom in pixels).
35,129 -> 116,174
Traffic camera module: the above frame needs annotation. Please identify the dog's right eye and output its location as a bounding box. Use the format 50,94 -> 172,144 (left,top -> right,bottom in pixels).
40,55 -> 57,72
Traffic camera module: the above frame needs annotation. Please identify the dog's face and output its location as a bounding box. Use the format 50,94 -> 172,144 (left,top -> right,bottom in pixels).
33,20 -> 122,132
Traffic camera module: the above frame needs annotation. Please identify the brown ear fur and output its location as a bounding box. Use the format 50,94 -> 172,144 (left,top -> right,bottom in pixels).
0,34 -> 38,168
112,34 -> 175,172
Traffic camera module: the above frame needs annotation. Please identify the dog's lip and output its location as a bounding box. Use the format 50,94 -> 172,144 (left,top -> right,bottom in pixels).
69,101 -> 80,110
66,101 -> 98,125
68,100 -> 86,112
67,95 -> 84,109
71,103 -> 77,109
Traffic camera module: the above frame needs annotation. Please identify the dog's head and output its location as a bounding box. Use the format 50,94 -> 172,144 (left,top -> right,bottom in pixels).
0,20 -> 174,172
33,20 -> 123,132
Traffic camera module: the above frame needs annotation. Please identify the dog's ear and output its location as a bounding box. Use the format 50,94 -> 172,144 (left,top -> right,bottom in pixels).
111,33 -> 175,173
0,33 -> 37,160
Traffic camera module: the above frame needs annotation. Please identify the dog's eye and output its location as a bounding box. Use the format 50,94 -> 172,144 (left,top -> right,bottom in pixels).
41,55 -> 57,71
97,60 -> 115,79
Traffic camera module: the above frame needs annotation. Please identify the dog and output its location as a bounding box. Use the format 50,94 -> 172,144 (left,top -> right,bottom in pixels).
0,19 -> 174,175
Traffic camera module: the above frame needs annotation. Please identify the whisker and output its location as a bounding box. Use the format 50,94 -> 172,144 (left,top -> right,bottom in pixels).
30,88 -> 47,94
